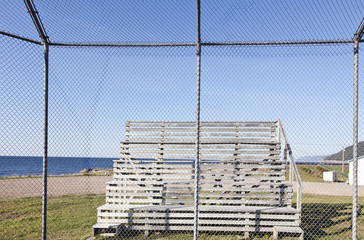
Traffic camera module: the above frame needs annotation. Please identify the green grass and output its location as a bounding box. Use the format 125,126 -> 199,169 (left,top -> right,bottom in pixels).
300,194 -> 364,240
0,164 -> 356,239
0,194 -> 105,240
287,164 -> 349,183
1,194 -> 364,240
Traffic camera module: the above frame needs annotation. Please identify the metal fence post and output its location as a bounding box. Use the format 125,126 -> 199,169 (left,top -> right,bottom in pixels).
194,0 -> 201,239
42,42 -> 49,240
352,39 -> 359,240
23,3 -> 50,238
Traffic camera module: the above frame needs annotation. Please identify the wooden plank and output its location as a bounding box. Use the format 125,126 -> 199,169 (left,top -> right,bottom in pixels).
122,149 -> 280,155
198,192 -> 293,199
113,170 -> 286,177
105,189 -> 292,198
113,165 -> 194,170
129,132 -> 273,137
128,134 -> 273,139
106,185 -> 293,193
199,175 -> 286,181
97,211 -> 299,220
105,198 -> 290,205
200,164 -> 285,170
121,143 -> 280,150
168,181 -> 290,187
197,199 -> 290,205
202,127 -> 275,132
128,126 -> 275,132
273,226 -> 303,234
97,218 -> 298,227
97,204 -> 299,214
122,154 -> 281,160
113,163 -> 285,170
122,225 -> 275,232
97,224 -> 195,231
106,180 -> 291,188
205,155 -> 280,160
200,171 -> 286,176
128,122 -> 275,127
202,122 -> 275,127
105,191 -> 293,199
108,204 -> 294,212
106,198 -> 160,204
111,175 -> 285,182
113,168 -> 193,174
196,187 -> 292,193
112,174 -> 192,179
123,138 -> 277,144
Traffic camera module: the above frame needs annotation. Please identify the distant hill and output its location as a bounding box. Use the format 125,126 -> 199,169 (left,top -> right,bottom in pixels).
324,141 -> 364,161
296,155 -> 327,163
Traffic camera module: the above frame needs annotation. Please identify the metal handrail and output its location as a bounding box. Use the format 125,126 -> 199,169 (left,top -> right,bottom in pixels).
276,119 -> 303,213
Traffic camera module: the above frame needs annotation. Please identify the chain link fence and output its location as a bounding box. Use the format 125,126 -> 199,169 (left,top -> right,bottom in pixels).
1,1 -> 364,240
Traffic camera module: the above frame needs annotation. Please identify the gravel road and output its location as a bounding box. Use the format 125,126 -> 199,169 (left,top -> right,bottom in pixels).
294,181 -> 364,197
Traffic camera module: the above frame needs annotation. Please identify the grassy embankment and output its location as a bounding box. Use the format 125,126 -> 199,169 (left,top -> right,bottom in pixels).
287,164 -> 349,183
0,169 -> 113,180
1,193 -> 363,240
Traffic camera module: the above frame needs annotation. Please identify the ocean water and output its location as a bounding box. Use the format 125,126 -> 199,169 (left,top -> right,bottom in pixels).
0,156 -> 115,177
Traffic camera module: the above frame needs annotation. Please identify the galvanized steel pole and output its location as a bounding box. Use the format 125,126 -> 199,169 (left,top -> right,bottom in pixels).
352,39 -> 359,240
351,17 -> 363,240
194,0 -> 201,239
23,2 -> 49,239
42,42 -> 49,240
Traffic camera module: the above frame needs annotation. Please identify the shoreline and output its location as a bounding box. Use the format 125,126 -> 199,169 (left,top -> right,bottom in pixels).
0,168 -> 113,180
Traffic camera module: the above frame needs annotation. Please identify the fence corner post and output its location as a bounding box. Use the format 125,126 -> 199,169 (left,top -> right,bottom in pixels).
42,42 -> 49,240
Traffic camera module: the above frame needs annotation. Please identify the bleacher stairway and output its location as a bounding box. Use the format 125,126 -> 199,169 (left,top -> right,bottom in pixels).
93,121 -> 303,239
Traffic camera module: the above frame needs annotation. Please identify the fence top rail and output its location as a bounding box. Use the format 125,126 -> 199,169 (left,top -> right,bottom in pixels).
47,40 -> 359,47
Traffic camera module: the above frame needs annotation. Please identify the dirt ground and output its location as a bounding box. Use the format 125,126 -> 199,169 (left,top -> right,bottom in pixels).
0,176 -> 112,198
1,176 -> 364,198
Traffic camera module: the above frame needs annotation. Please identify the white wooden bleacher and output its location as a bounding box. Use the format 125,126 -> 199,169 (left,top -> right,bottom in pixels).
93,121 -> 303,238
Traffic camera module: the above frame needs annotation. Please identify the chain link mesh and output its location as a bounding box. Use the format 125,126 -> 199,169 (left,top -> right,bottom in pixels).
0,1 -> 40,42
1,1 -> 364,240
200,44 -> 359,240
201,1 -> 364,43
34,1 -> 196,44
47,46 -> 196,239
0,35 -> 44,239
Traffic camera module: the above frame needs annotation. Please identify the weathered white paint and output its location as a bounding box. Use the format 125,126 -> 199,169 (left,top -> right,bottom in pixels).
349,156 -> 364,185
323,171 -> 337,182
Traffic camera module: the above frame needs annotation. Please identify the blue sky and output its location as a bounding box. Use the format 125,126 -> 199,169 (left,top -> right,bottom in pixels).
0,1 -> 363,159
